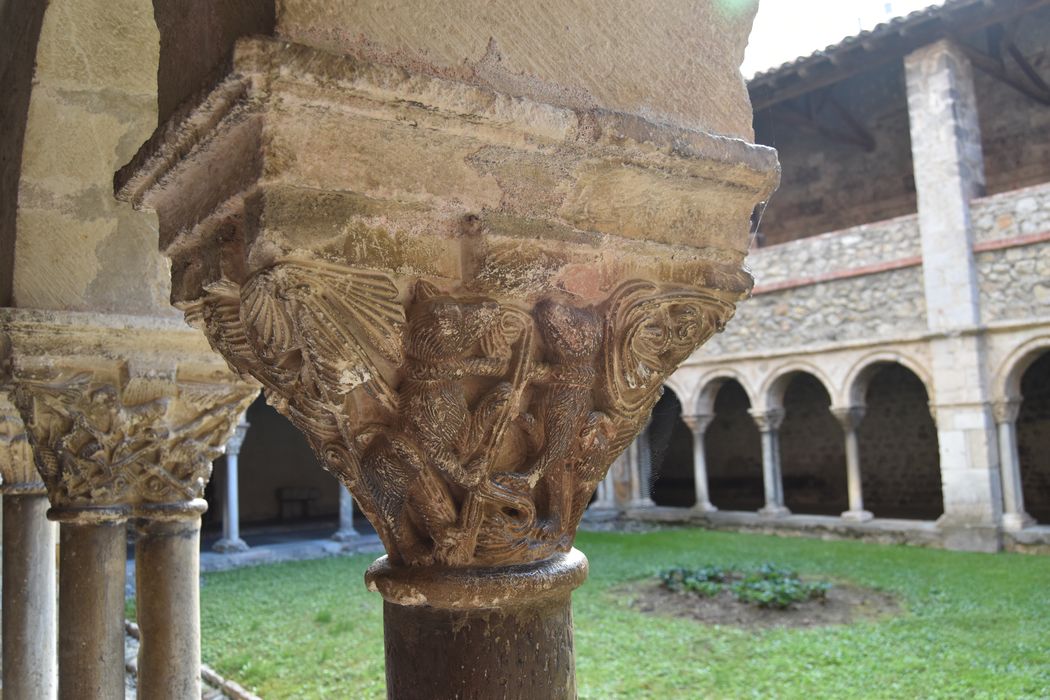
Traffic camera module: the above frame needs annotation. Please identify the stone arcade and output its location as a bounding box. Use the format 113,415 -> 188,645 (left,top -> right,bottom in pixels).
603,0 -> 1050,555
0,0 -> 777,697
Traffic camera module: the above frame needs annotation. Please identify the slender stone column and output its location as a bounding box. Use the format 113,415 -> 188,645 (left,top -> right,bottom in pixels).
135,504 -> 206,700
906,40 -> 1001,551
591,470 -> 617,511
214,413 -> 250,552
116,6 -> 778,695
3,489 -> 58,699
832,406 -> 873,522
751,409 -> 790,517
0,402 -> 57,699
994,401 -> 1033,531
55,512 -> 127,700
333,484 -> 360,541
681,413 -> 717,513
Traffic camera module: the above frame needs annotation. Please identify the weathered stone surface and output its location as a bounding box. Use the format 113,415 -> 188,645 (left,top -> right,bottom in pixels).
277,0 -> 759,140
0,308 -> 258,517
971,181 -> 1050,244
700,267 -> 927,356
979,242 -> 1050,322
117,36 -> 777,570
748,214 -> 921,286
12,0 -> 174,317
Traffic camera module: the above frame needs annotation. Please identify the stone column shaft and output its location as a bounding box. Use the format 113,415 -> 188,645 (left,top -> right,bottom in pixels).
994,401 -> 1032,531
368,550 -> 586,700
751,409 -> 789,517
2,490 -> 58,699
682,414 -> 716,512
906,40 -> 1000,550
135,511 -> 204,700
593,470 -> 616,509
833,406 -> 873,522
215,414 -> 250,553
333,484 -> 360,541
57,518 -> 127,700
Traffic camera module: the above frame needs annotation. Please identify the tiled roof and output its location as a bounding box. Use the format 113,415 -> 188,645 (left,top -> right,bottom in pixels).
747,0 -> 1046,109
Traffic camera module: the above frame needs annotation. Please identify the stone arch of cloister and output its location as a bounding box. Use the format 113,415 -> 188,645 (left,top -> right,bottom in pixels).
692,369 -> 757,415
759,361 -> 837,413
991,337 -> 1050,528
842,350 -> 936,409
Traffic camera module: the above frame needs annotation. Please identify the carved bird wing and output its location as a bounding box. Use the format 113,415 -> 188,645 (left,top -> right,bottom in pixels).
271,261 -> 405,411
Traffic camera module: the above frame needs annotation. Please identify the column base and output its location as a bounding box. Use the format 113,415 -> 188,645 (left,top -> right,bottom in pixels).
758,505 -> 791,518
212,537 -> 250,553
628,498 -> 656,508
841,509 -> 874,523
366,549 -> 588,700
1001,512 -> 1035,532
691,502 -> 718,514
331,528 -> 360,543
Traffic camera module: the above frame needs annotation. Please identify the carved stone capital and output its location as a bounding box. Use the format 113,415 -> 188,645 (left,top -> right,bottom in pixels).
0,394 -> 45,494
992,400 -> 1021,425
1,309 -> 258,520
116,37 -> 778,568
225,414 -> 250,456
680,413 -> 714,436
749,408 -> 785,433
831,405 -> 866,432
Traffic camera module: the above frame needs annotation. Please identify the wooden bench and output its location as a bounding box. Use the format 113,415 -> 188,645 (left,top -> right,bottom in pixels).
276,487 -> 320,520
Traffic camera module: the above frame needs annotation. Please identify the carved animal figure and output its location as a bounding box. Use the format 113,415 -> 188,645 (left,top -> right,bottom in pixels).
357,280 -> 514,566
474,300 -> 610,562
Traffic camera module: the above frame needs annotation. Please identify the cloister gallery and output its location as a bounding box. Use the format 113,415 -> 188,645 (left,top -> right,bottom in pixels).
0,0 -> 1048,698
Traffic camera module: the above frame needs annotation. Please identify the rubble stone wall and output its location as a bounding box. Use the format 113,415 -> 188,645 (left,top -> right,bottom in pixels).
700,266 -> 927,356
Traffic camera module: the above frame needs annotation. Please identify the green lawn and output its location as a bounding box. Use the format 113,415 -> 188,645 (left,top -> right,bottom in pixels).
189,529 -> 1050,699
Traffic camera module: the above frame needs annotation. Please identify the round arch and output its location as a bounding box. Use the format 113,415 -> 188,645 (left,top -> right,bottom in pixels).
693,368 -> 757,415
843,350 -> 934,408
759,361 -> 836,412
995,335 -> 1050,404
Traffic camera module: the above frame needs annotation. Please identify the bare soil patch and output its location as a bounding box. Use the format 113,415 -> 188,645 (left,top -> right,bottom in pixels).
616,579 -> 900,629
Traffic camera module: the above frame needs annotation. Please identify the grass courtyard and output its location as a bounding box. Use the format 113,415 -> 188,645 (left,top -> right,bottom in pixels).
187,529 -> 1050,699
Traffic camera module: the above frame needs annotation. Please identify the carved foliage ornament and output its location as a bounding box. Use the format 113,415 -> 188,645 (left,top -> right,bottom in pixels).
13,374 -> 256,512
190,258 -> 734,566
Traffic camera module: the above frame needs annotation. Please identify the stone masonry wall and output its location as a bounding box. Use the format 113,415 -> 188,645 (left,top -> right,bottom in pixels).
857,363 -> 942,520
778,373 -> 847,516
700,266 -> 927,356
747,214 -> 920,287
971,181 -> 1050,245
977,242 -> 1050,322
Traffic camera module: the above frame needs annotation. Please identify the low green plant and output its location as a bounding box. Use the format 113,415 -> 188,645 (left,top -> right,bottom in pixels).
730,565 -> 830,609
658,565 -> 726,596
658,562 -> 831,609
